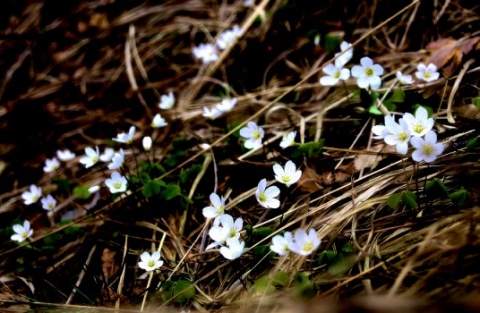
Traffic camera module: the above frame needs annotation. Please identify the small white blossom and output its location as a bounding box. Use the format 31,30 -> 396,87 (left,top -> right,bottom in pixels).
41,194 -> 57,211
159,92 -> 175,110
88,185 -> 100,194
319,62 -> 350,86
216,25 -> 243,50
273,161 -> 302,187
108,149 -> 125,170
11,220 -> 33,243
22,184 -> 42,205
240,121 -> 264,150
207,214 -> 243,250
289,229 -> 321,256
396,71 -> 414,85
215,98 -> 237,112
415,63 -> 440,83
334,41 -> 353,67
105,171 -> 128,193
411,131 -> 444,163
100,148 -> 115,162
138,251 -> 163,272
256,179 -> 280,209
220,238 -> 245,260
351,57 -> 384,90
113,126 -> 136,144
383,117 -> 411,155
203,106 -> 223,119
43,157 -> 60,173
152,113 -> 168,128
403,107 -> 434,137
280,131 -> 297,149
142,136 -> 152,151
202,193 -> 226,219
56,149 -> 75,161
243,0 -> 254,6
270,232 -> 293,256
193,43 -> 219,64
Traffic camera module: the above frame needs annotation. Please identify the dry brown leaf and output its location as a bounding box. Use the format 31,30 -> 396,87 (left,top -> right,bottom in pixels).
426,37 -> 480,77
353,144 -> 394,172
101,248 -> 118,284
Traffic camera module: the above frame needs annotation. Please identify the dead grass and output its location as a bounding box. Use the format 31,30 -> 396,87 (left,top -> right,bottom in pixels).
1,0 -> 480,312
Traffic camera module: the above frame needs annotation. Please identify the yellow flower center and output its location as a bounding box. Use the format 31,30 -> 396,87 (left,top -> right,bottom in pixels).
423,71 -> 431,79
364,67 -> 374,76
259,193 -> 267,203
113,182 -> 122,190
21,232 -> 28,239
398,132 -> 408,142
92,156 -> 99,163
302,242 -> 314,252
217,205 -> 225,214
281,175 -> 291,183
229,229 -> 237,238
252,130 -> 261,140
413,124 -> 424,134
333,70 -> 341,79
422,144 -> 434,156
147,260 -> 156,268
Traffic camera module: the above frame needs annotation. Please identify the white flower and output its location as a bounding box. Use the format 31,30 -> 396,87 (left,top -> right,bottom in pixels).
100,148 -> 115,162
203,106 -> 223,119
193,43 -> 219,64
220,238 -> 245,260
143,136 -> 152,151
243,0 -> 254,6
273,161 -> 302,187
270,232 -> 293,256
351,57 -> 384,90
22,184 -> 42,205
41,194 -> 57,211
56,149 -> 75,161
108,149 -> 125,170
207,214 -> 243,250
43,157 -> 60,173
403,107 -> 434,137
319,62 -> 350,86
11,220 -> 33,243
280,131 -> 297,149
215,98 -> 237,112
152,113 -> 168,128
159,92 -> 175,110
334,41 -> 353,67
415,63 -> 439,83
105,171 -> 128,193
395,71 -> 414,85
88,185 -> 100,194
216,25 -> 243,50
383,117 -> 411,155
239,121 -> 264,150
289,229 -> 321,256
411,131 -> 444,163
113,126 -> 136,144
138,251 -> 163,272
256,179 -> 280,209
202,193 -> 226,219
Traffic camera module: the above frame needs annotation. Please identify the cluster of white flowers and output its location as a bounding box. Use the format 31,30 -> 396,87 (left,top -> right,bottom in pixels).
320,42 -> 440,90
270,228 -> 321,256
373,107 -> 444,162
193,25 -> 243,64
202,98 -> 237,119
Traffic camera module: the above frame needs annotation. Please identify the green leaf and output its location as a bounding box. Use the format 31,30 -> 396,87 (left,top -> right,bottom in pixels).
467,137 -> 478,150
292,282 -> 315,301
368,105 -> 382,115
252,245 -> 271,258
142,180 -> 162,198
341,242 -> 354,253
425,178 -> 449,198
253,276 -> 276,294
317,250 -> 337,266
160,183 -> 181,200
293,139 -> 324,158
388,88 -> 405,103
327,253 -> 357,275
324,34 -> 341,51
472,96 -> 480,109
293,273 -> 310,286
272,271 -> 289,287
403,191 -> 418,209
252,227 -> 274,239
450,187 -> 468,206
382,100 -> 397,112
172,280 -> 195,303
73,185 -> 91,200
387,193 -> 403,209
